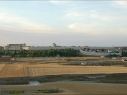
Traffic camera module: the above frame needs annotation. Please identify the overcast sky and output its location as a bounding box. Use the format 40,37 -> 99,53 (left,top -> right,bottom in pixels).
0,1 -> 127,46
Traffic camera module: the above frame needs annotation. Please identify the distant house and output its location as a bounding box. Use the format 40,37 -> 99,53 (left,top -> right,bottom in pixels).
112,57 -> 117,60
101,56 -> 105,58
0,56 -> 11,61
122,58 -> 127,62
122,50 -> 127,52
0,46 -> 4,51
81,62 -> 87,65
108,49 -> 113,53
81,62 -> 99,66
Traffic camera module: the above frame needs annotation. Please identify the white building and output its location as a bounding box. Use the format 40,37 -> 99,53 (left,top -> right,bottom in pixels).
122,58 -> 127,62
4,43 -> 26,50
112,57 -> 117,60
80,50 -> 121,56
4,43 -> 84,51
86,47 -> 114,50
22,46 -> 84,50
53,43 -> 56,47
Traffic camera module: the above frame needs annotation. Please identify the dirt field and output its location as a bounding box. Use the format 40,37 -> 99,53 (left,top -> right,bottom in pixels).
0,57 -> 127,95
27,64 -> 127,76
1,63 -> 127,78
16,57 -> 121,62
0,57 -> 126,78
0,63 -> 28,78
3,82 -> 127,95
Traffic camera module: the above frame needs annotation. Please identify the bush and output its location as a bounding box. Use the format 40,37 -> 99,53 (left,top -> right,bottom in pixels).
9,91 -> 24,94
37,89 -> 61,93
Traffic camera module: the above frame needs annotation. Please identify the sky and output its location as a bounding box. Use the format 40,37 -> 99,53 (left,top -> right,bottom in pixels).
0,1 -> 127,46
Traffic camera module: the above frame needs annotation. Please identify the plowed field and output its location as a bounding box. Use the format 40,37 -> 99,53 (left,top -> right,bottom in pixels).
0,63 -> 28,78
0,62 -> 127,78
0,57 -> 126,78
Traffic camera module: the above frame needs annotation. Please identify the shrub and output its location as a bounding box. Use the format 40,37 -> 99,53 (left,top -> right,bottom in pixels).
9,91 -> 24,94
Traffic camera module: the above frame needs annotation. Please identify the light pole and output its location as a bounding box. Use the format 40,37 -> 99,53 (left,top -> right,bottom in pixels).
1,79 -> 2,95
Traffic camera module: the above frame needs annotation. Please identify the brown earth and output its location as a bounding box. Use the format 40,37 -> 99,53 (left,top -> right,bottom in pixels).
2,82 -> 127,95
0,63 -> 127,78
0,57 -> 126,78
0,57 -> 127,95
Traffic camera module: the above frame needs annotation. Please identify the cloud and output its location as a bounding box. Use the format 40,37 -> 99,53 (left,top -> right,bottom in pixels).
66,12 -> 82,17
63,7 -> 86,19
64,11 -> 83,20
68,23 -> 105,36
0,12 -> 54,34
115,1 -> 127,6
68,23 -> 127,45
89,11 -> 114,21
50,1 -> 61,4
50,0 -> 69,4
68,22 -> 127,38
90,14 -> 113,21
64,8 -> 114,22
112,1 -> 127,8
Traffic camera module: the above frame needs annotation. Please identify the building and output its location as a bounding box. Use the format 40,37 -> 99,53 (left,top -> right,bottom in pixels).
0,46 -> 4,51
0,56 -> 11,61
112,57 -> 117,60
53,43 -> 56,47
101,56 -> 105,58
4,43 -> 26,50
122,58 -> 127,62
86,46 -> 114,50
22,46 -> 84,50
4,43 -> 84,51
81,61 -> 99,66
80,50 -> 121,56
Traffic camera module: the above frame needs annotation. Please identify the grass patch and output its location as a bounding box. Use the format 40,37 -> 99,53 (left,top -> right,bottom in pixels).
37,89 -> 62,93
9,91 -> 24,94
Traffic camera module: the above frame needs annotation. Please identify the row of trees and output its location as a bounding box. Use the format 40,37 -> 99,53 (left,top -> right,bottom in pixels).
121,51 -> 127,57
105,51 -> 127,57
0,49 -> 80,57
105,54 -> 120,58
1,49 -> 127,57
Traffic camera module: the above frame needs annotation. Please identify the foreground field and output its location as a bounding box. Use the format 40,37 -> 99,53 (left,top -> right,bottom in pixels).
0,57 -> 127,94
0,57 -> 126,78
3,82 -> 127,95
0,63 -> 127,78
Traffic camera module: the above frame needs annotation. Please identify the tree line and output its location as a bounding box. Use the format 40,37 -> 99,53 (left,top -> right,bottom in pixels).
0,49 -> 80,57
121,51 -> 127,57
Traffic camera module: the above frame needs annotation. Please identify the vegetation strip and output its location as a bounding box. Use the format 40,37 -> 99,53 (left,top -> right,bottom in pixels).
0,73 -> 127,85
3,89 -> 62,94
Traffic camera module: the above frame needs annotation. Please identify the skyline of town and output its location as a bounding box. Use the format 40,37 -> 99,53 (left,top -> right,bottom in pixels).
1,42 -> 127,47
1,43 -> 127,47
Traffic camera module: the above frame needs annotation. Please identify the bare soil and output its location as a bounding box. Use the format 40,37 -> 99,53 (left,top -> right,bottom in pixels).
2,82 -> 127,95
0,57 -> 127,95
0,57 -> 126,78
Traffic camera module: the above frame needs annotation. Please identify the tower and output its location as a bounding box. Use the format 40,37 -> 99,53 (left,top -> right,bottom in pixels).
53,43 -> 56,47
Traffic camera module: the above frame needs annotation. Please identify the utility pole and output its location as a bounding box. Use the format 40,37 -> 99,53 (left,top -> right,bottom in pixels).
1,79 -> 2,95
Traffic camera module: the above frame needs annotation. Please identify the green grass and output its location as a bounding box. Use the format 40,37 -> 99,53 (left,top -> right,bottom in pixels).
37,89 -> 61,93
9,91 -> 24,94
